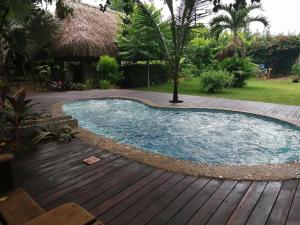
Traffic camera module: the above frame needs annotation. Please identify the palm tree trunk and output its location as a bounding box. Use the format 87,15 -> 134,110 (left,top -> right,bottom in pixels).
170,60 -> 183,103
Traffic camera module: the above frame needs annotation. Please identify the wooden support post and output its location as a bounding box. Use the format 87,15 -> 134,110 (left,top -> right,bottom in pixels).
147,60 -> 150,88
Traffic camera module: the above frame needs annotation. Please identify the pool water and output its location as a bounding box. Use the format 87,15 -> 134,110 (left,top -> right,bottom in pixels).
63,99 -> 300,165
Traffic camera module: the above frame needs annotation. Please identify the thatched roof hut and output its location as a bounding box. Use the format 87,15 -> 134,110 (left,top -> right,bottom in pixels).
52,1 -> 119,59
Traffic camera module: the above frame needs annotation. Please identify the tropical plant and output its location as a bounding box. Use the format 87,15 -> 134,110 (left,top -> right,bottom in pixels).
2,89 -> 36,148
32,124 -> 78,144
220,56 -> 258,87
210,0 -> 268,56
127,0 -> 211,103
0,1 -> 61,80
96,55 -> 121,84
99,79 -> 111,89
199,70 -> 233,93
84,79 -> 94,89
116,4 -> 169,62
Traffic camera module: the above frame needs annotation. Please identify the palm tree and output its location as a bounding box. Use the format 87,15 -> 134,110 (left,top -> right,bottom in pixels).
133,0 -> 210,103
210,1 -> 269,54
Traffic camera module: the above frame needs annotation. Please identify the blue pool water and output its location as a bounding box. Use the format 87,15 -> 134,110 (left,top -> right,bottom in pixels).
63,99 -> 300,165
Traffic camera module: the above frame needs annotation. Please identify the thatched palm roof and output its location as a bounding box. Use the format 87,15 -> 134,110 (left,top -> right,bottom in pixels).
52,1 -> 119,58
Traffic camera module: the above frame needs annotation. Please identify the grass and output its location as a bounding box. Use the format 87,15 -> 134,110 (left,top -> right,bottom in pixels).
136,77 -> 300,106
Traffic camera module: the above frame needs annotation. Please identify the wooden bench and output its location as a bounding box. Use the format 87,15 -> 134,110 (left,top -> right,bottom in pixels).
0,189 -> 103,225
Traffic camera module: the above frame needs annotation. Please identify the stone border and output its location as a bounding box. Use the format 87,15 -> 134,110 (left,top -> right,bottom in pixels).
52,96 -> 300,181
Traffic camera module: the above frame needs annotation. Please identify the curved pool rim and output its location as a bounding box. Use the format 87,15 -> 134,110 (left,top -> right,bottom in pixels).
52,96 -> 300,181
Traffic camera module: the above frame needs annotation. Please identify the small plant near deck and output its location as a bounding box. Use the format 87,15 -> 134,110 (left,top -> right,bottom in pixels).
99,80 -> 111,89
96,55 -> 121,84
3,90 -> 36,147
200,70 -> 233,93
32,124 -> 78,144
84,79 -> 94,89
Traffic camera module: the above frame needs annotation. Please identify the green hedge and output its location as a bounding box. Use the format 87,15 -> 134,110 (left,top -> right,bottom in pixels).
121,64 -> 169,88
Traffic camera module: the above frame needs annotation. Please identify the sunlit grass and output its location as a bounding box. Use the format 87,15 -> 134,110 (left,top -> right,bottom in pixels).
136,77 -> 300,106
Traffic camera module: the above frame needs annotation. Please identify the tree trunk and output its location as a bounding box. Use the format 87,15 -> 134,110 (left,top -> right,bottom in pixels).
170,60 -> 183,103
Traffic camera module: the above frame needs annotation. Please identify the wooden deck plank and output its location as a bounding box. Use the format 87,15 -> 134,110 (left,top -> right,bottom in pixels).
146,177 -> 210,225
165,179 -> 223,225
97,172 -> 174,223
245,181 -> 282,225
205,181 -> 252,225
266,180 -> 298,225
128,176 -> 197,225
187,180 -> 238,225
285,181 -> 300,225
42,162 -> 148,209
107,174 -> 185,225
90,169 -> 164,216
37,159 -> 134,207
226,181 -> 267,225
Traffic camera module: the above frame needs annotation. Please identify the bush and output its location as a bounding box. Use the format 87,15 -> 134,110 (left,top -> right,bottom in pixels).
199,70 -> 233,93
96,55 -> 121,84
99,80 -> 111,89
84,79 -> 93,89
291,64 -> 300,75
220,57 -> 258,87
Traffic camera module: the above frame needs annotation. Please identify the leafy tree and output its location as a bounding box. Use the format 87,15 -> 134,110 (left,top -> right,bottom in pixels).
129,0 -> 211,103
109,0 -> 126,12
210,0 -> 268,56
249,34 -> 300,75
0,1 -> 61,80
116,4 -> 169,62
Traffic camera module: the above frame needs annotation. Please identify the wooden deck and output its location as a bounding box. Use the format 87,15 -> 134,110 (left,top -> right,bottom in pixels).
13,139 -> 300,225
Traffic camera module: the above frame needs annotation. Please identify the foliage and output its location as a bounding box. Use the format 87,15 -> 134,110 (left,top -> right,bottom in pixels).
32,124 -> 78,144
186,26 -> 219,72
220,56 -> 258,87
84,79 -> 94,89
291,64 -> 300,83
210,0 -> 268,57
126,0 -> 211,102
33,65 -> 51,84
109,0 -> 126,12
292,64 -> 300,76
199,70 -> 233,93
249,34 -> 300,75
116,4 -> 169,62
0,89 -> 36,149
0,1 -> 61,80
99,80 -> 111,89
49,81 -> 69,91
96,55 -> 121,84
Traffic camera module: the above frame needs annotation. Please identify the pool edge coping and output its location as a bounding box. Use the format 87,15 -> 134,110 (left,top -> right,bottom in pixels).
52,96 -> 300,181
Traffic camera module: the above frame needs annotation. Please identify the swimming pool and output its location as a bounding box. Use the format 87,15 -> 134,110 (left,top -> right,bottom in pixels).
63,99 -> 300,165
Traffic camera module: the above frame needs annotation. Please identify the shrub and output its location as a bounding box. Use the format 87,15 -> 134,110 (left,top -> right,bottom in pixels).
199,70 -> 233,93
291,64 -> 300,75
220,57 -> 258,87
96,55 -> 121,84
291,64 -> 300,83
84,79 -> 93,89
99,80 -> 111,89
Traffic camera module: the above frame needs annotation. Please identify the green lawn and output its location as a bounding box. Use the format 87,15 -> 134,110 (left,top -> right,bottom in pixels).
136,77 -> 300,106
